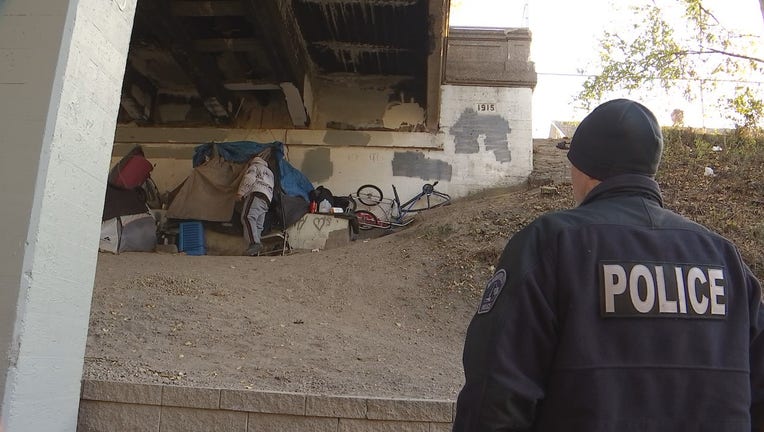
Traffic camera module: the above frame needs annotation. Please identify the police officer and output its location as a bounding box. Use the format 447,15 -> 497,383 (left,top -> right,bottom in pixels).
453,99 -> 764,431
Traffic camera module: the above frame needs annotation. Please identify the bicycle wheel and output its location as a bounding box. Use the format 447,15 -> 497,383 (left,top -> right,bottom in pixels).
354,210 -> 380,230
357,184 -> 383,206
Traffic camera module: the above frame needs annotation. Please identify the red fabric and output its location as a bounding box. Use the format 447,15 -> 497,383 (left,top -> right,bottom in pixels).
112,155 -> 153,189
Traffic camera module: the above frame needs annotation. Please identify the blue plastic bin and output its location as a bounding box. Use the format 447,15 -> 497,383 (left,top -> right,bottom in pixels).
178,221 -> 206,255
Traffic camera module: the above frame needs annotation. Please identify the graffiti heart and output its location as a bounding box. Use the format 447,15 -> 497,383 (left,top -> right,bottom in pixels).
313,217 -> 328,231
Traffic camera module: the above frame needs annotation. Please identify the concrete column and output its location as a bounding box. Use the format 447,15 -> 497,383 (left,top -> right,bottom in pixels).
0,0 -> 136,430
426,0 -> 448,131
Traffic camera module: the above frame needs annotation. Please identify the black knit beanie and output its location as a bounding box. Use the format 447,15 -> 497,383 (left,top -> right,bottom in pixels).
567,99 -> 663,180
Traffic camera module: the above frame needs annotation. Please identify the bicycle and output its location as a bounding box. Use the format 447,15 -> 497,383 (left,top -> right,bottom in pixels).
351,181 -> 451,230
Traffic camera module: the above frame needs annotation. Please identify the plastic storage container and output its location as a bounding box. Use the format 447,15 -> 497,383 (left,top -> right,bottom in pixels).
178,221 -> 206,256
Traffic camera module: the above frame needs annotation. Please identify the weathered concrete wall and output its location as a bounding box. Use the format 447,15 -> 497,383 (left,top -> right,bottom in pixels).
438,85 -> 533,196
287,85 -> 532,199
0,0 -> 136,430
311,78 -> 426,131
445,27 -> 537,88
109,127 -> 441,196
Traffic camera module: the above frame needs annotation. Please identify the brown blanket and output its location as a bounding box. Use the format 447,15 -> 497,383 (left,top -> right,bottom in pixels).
167,156 -> 246,222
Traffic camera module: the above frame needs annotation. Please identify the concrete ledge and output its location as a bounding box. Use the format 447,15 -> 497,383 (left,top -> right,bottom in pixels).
81,380 -> 162,405
366,397 -> 452,422
221,389 -> 306,415
78,380 -> 454,432
306,394 -> 367,419
162,385 -> 221,409
113,127 -> 443,152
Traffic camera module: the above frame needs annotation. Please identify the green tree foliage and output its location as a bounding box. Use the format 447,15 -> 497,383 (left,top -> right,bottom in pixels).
578,0 -> 764,131
727,87 -> 764,131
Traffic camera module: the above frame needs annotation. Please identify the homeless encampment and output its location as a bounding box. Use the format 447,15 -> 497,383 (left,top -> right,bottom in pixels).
166,141 -> 312,231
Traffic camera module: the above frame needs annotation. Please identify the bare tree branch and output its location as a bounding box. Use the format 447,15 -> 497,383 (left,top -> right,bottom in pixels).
680,49 -> 764,64
696,2 -> 720,25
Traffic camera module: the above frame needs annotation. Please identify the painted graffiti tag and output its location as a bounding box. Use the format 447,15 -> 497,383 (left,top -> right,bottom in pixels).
313,216 -> 329,231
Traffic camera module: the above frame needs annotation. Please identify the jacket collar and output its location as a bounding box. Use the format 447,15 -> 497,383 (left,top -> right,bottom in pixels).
580,174 -> 663,207
250,157 -> 267,166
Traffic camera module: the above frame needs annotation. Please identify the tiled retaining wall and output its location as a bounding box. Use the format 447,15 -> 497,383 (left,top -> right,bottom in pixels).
78,380 -> 455,432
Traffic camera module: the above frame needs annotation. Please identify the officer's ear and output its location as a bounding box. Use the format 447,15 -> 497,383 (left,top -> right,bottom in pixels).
570,164 -> 601,205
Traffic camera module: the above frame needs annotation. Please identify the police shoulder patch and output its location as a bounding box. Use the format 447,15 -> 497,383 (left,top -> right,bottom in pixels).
478,269 -> 507,314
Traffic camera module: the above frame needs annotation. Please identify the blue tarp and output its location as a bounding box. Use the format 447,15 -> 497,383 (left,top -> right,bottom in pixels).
193,141 -> 314,201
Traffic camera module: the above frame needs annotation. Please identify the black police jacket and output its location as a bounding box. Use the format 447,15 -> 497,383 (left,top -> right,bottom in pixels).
453,174 -> 764,432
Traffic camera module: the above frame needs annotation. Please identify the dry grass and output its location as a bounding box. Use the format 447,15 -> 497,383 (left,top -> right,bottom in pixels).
658,128 -> 764,280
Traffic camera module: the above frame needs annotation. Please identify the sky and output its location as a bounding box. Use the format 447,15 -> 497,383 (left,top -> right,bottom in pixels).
449,0 -> 764,137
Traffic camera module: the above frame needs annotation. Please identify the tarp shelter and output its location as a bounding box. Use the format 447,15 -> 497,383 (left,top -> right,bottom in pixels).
167,141 -> 313,223
194,141 -> 313,201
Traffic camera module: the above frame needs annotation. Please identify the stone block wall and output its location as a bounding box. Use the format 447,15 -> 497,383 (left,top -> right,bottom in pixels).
445,27 -> 537,88
78,380 -> 454,432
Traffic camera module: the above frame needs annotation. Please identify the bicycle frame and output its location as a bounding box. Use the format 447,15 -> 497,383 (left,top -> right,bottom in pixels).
392,181 -> 451,220
353,182 -> 450,230
351,194 -> 414,229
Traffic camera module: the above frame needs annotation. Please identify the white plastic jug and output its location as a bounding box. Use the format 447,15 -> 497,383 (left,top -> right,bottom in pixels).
318,199 -> 331,213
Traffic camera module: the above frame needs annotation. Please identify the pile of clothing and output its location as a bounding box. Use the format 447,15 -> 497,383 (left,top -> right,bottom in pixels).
99,146 -> 157,254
